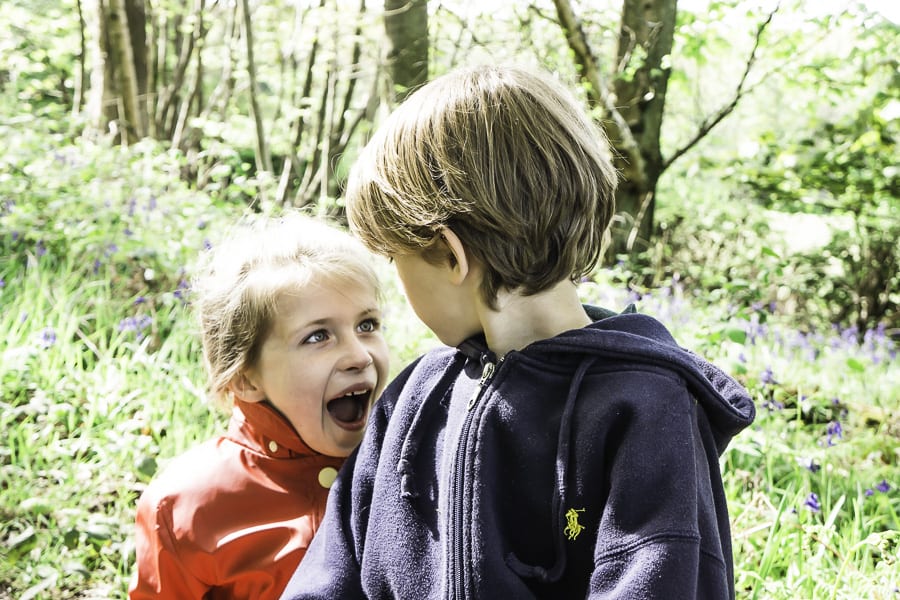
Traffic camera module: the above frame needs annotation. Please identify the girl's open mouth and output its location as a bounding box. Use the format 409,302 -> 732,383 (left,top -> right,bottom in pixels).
326,389 -> 371,431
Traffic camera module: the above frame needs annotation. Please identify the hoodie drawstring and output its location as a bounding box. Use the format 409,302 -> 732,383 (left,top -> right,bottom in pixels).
506,357 -> 596,583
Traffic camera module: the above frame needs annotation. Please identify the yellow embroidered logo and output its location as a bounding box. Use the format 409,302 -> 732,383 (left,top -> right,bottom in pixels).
563,508 -> 585,541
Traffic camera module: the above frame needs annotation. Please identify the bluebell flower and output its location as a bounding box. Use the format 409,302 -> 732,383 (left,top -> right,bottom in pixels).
118,315 -> 153,340
796,457 -> 820,473
38,327 -> 56,349
803,492 -> 821,513
826,420 -> 843,446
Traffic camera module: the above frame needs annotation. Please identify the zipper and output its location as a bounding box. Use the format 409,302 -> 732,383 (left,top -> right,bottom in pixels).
450,358 -> 498,599
467,361 -> 495,409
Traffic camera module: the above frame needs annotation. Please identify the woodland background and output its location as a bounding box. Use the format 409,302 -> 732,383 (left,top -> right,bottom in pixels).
0,0 -> 898,598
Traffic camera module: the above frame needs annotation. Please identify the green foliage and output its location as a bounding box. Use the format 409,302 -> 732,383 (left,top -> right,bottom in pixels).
0,0 -> 80,118
732,60 -> 899,332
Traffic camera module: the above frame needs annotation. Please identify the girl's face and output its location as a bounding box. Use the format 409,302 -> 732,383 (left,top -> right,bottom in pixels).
242,276 -> 389,457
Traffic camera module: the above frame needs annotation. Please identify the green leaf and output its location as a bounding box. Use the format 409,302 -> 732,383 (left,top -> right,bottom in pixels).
846,357 -> 866,372
725,328 -> 747,344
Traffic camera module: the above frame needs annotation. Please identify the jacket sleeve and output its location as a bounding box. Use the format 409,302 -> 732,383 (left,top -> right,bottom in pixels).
278,386 -> 393,600
129,494 -> 210,599
586,377 -> 733,599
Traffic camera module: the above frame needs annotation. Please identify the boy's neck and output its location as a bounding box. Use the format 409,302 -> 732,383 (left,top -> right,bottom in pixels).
477,280 -> 591,356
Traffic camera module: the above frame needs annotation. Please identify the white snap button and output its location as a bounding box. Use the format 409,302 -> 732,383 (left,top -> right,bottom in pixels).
268,440 -> 278,453
318,467 -> 338,489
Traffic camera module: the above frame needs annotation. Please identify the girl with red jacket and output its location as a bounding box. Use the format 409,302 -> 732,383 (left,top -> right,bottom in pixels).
129,212 -> 389,599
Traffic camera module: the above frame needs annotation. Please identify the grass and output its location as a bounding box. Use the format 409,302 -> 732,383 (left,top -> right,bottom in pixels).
1,140 -> 898,599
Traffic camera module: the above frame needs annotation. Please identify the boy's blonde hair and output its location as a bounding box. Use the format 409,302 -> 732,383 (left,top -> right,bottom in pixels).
193,212 -> 381,405
346,64 -> 618,307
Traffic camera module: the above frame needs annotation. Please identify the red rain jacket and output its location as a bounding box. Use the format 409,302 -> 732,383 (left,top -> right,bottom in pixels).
129,400 -> 344,599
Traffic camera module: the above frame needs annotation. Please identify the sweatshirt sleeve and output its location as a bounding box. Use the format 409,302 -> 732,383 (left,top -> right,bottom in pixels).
129,494 -> 209,599
586,376 -> 733,599
278,391 -> 392,600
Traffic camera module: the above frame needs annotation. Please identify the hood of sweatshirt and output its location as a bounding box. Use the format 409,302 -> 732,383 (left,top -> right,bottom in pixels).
455,306 -> 754,453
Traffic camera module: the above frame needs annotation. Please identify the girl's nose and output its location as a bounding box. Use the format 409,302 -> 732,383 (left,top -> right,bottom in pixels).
342,337 -> 374,371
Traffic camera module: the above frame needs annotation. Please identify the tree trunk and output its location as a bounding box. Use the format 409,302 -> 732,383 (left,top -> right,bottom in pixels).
240,0 -> 273,174
73,0 -> 88,117
611,0 -> 676,254
553,0 -> 675,257
86,0 -> 117,135
384,0 -> 429,101
125,0 -> 148,99
106,0 -> 146,142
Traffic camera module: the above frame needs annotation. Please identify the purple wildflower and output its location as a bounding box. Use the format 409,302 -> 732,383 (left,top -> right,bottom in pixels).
36,241 -> 47,257
0,277 -> 4,289
93,259 -> 102,274
826,420 -> 843,446
38,327 -> 57,349
173,278 -> 190,302
796,457 -> 820,473
118,315 -> 153,340
865,488 -> 874,497
760,366 -> 777,385
875,479 -> 891,493
134,296 -> 147,305
803,493 -> 821,513
762,399 -> 784,411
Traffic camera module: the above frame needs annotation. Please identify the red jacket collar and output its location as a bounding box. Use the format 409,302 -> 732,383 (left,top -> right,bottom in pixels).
228,400 -> 319,458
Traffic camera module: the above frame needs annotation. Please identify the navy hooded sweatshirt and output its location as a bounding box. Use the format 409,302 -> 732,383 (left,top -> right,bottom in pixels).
280,307 -> 755,599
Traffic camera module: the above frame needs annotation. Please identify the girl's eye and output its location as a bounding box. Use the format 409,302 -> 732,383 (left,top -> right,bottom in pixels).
358,318 -> 380,333
303,330 -> 329,344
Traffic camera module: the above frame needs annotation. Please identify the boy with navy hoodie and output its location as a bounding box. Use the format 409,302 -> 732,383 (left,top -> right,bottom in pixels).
280,64 -> 755,599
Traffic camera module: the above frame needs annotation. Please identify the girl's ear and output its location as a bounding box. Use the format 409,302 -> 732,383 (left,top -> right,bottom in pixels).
439,227 -> 470,286
228,370 -> 266,403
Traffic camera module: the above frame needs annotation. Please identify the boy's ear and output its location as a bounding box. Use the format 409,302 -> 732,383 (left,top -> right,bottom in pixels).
228,370 -> 266,403
439,227 -> 470,286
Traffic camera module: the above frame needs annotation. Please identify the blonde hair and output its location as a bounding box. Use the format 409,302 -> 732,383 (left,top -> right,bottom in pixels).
346,64 -> 618,307
192,212 -> 381,405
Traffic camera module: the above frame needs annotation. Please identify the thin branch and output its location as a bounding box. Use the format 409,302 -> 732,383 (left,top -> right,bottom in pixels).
551,0 -> 643,175
662,3 -> 779,171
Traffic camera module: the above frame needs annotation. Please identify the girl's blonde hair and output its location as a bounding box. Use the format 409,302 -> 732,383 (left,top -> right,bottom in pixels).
192,212 -> 381,405
346,64 -> 618,308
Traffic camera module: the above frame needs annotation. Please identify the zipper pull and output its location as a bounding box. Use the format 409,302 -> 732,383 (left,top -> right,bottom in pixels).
467,361 -> 495,410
